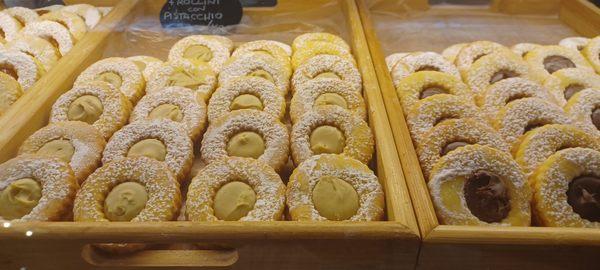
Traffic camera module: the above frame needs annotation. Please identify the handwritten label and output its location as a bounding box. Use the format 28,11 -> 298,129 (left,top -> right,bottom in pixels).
160,0 -> 243,28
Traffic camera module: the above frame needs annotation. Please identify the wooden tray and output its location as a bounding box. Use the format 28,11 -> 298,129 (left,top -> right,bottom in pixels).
357,0 -> 600,269
0,1 -> 420,269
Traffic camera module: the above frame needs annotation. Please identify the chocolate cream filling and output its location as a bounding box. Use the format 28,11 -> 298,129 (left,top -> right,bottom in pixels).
419,86 -> 447,99
564,84 -> 586,100
592,108 -> 600,130
543,55 -> 575,74
567,176 -> 600,222
490,70 -> 518,84
464,171 -> 510,223
440,141 -> 469,156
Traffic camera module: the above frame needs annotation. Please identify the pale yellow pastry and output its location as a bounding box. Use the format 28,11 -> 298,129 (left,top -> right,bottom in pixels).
543,67 -> 600,105
103,119 -> 194,182
0,155 -> 77,221
0,49 -> 45,90
479,78 -> 556,119
6,34 -> 60,71
395,71 -> 473,115
531,148 -> 600,227
207,76 -> 285,122
391,52 -> 461,87
291,54 -> 362,94
564,89 -> 600,136
417,119 -> 509,180
146,61 -> 216,102
0,12 -> 23,41
127,55 -> 163,81
50,81 -> 132,140
35,5 -> 64,16
290,78 -> 366,124
62,4 -> 102,28
291,41 -> 355,70
186,157 -> 285,221
525,45 -> 594,83
511,43 -> 541,58
75,57 -> 145,103
19,121 -> 106,184
286,154 -> 384,221
22,20 -> 74,56
40,10 -> 87,41
559,37 -> 589,52
168,35 -> 231,73
5,7 -> 39,25
130,86 -> 207,141
74,157 -> 181,252
291,106 -> 373,165
219,52 -> 289,96
206,35 -> 234,53
232,40 -> 291,78
428,145 -> 531,226
201,109 -> 289,172
493,97 -> 573,148
292,32 -> 350,53
582,36 -> 600,73
454,41 -> 511,73
441,43 -> 467,63
0,72 -> 22,115
464,51 -> 531,96
385,52 -> 409,72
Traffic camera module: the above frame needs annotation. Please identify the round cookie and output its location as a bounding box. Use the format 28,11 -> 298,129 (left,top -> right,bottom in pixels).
207,76 -> 285,122
0,12 -> 23,41
582,36 -> 600,73
50,81 -> 132,140
391,52 -> 461,86
564,88 -> 600,136
511,43 -> 541,58
441,43 -> 467,63
0,72 -> 22,115
292,32 -> 350,53
290,78 -> 366,124
186,157 -> 286,221
464,51 -> 531,96
103,119 -> 194,182
291,54 -> 361,94
201,109 -> 289,172
559,37 -> 589,52
75,57 -> 145,103
0,49 -> 45,91
286,154 -> 384,221
291,41 -> 355,70
385,52 -> 409,71
4,7 -> 39,25
127,55 -> 163,81
525,45 -> 594,83
291,106 -> 373,165
0,155 -> 77,221
19,121 -> 105,184
479,78 -> 556,119
219,52 -> 289,96
232,40 -> 291,78
62,4 -> 103,28
146,61 -> 216,102
40,10 -> 87,41
543,67 -> 600,105
168,35 -> 230,73
22,20 -> 74,56
417,119 -> 509,180
428,145 -> 531,226
454,41 -> 511,73
395,71 -> 473,115
130,86 -> 207,141
6,34 -> 60,71
531,148 -> 600,227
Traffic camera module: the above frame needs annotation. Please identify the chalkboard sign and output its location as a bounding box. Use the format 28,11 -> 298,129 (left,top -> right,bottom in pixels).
160,0 -> 243,28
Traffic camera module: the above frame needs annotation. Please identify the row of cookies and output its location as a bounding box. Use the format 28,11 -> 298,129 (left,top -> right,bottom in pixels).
0,4 -> 110,116
386,38 -> 599,228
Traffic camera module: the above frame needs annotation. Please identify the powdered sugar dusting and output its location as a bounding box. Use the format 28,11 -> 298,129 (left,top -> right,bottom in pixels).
0,49 -> 41,90
218,52 -> 289,95
291,54 -> 361,93
22,20 -> 73,56
74,57 -> 145,103
168,35 -> 230,73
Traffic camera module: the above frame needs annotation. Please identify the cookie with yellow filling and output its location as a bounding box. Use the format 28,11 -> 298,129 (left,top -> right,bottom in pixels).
22,20 -> 74,56
130,86 -> 207,141
50,81 -> 132,140
292,32 -> 350,53
582,36 -> 600,73
291,41 -> 355,70
127,55 -> 163,81
492,97 -> 573,148
40,10 -> 87,41
0,49 -> 45,91
479,78 -> 555,119
454,41 -> 511,73
6,34 -> 60,71
146,61 -> 216,103
290,78 -> 366,124
564,89 -> 600,136
5,7 -> 39,25
531,148 -> 600,227
201,109 -> 289,172
286,154 -> 384,221
291,54 -> 362,94
559,37 -> 589,52
0,155 -> 77,221
19,121 -> 105,184
219,53 -> 289,96
441,43 -> 467,63
513,124 -> 600,178
62,4 -> 102,28
103,119 -> 194,182
525,45 -> 594,83
291,106 -> 373,165
428,145 -> 531,226
418,119 -> 509,180
391,52 -> 461,86
75,57 -> 145,103
232,40 -> 291,78
395,71 -> 473,115
168,35 -> 231,73
74,157 -> 181,253
0,72 -> 22,115
0,12 -> 23,41
464,51 -> 531,96
406,94 -> 483,145
186,157 -> 285,221
511,43 -> 541,58
542,67 -> 600,105
207,76 -> 285,122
